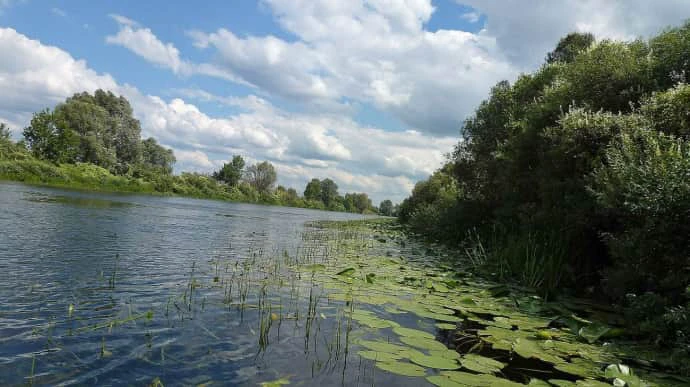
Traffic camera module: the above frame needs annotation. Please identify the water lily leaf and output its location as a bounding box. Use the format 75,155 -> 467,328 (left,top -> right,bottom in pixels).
409,352 -> 460,370
433,282 -> 450,293
428,371 -> 524,386
336,267 -> 356,276
400,336 -> 449,352
357,340 -> 409,354
605,364 -> 645,387
393,327 -> 436,340
578,322 -> 612,344
554,358 -> 603,379
430,349 -> 462,360
426,375 -> 464,387
527,380 -> 552,387
375,361 -> 426,377
460,354 -> 505,374
512,338 -> 564,365
351,312 -> 400,329
358,350 -> 402,362
436,323 -> 457,330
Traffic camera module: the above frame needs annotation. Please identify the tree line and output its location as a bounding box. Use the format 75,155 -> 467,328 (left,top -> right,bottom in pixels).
399,23 -> 690,356
0,90 -> 392,214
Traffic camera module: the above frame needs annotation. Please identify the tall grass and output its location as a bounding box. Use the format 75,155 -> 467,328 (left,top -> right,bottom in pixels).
465,225 -> 570,296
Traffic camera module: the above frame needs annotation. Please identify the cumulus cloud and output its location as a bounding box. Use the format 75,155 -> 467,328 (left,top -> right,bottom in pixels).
106,14 -> 186,73
459,0 -> 690,68
0,27 -> 452,202
187,1 -> 516,135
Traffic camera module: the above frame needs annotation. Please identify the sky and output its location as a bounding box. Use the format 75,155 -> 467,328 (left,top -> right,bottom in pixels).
1,1 -> 689,203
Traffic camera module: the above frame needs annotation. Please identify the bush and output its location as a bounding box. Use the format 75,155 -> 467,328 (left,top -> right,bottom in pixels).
590,129 -> 690,301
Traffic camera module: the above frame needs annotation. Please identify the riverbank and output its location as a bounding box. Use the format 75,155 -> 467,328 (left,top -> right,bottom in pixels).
0,157 -> 376,213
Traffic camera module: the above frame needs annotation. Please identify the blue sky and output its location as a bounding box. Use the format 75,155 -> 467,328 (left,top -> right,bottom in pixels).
1,1 -> 688,202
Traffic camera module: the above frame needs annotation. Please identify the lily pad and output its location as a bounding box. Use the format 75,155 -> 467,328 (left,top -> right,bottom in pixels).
578,322 -> 612,344
460,354 -> 506,374
409,352 -> 460,370
400,336 -> 449,352
393,327 -> 436,340
358,340 -> 409,354
358,350 -> 402,362
512,338 -> 564,365
554,358 -> 603,379
375,361 -> 426,377
336,267 -> 356,276
428,371 -> 524,387
436,323 -> 457,330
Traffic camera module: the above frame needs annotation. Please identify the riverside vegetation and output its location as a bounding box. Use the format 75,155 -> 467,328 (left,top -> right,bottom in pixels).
0,91 -> 388,214
398,22 -> 690,375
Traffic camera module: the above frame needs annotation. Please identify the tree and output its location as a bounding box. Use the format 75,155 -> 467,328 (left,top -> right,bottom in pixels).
0,122 -> 10,142
344,192 -> 372,213
546,32 -> 595,64
213,155 -> 245,186
320,178 -> 339,207
245,161 -> 277,193
23,109 -> 77,162
379,199 -> 393,216
141,137 -> 175,174
304,178 -> 322,201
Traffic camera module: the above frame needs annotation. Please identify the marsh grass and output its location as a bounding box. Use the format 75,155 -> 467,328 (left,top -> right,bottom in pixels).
465,226 -> 569,295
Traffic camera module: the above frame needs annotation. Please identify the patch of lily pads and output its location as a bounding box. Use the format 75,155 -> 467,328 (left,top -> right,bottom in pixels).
293,220 -> 676,386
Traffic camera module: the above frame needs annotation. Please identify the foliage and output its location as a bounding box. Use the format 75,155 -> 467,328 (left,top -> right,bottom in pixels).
304,178 -> 321,201
244,161 -> 277,193
399,21 -> 690,356
590,129 -> 690,301
213,155 -> 245,186
379,199 -> 393,216
546,32 -> 595,64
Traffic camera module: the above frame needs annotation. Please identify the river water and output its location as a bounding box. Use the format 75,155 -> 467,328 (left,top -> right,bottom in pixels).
0,182 -> 386,386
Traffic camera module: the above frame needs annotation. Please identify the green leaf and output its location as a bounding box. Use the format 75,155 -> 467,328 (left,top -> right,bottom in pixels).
578,322 -> 612,344
400,336 -> 449,352
336,267 -> 356,276
375,361 -> 426,377
393,326 -> 436,340
408,352 -> 460,370
460,354 -> 506,374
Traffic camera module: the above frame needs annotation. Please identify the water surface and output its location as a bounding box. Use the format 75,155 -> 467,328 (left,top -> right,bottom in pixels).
0,182 -> 382,386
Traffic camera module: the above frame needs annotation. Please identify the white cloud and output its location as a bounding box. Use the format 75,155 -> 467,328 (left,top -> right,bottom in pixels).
186,1 -> 516,135
106,14 -> 186,74
459,0 -> 690,68
0,27 -> 451,202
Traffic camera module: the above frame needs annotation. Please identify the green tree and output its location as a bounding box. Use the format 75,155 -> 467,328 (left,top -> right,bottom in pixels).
141,137 -> 175,174
0,122 -> 10,142
304,178 -> 322,201
546,32 -> 595,64
320,178 -> 339,208
245,161 -> 277,193
379,199 -> 393,216
213,155 -> 245,186
23,109 -> 78,162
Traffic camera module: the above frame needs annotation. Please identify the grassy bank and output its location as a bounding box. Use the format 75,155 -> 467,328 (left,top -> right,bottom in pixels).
0,157 -> 343,209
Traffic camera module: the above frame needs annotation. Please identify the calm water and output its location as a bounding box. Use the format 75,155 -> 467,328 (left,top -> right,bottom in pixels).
0,182 -> 388,386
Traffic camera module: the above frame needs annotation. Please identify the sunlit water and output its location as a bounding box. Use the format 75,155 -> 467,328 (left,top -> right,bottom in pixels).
0,182 -> 400,386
